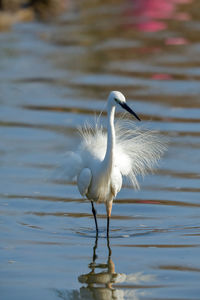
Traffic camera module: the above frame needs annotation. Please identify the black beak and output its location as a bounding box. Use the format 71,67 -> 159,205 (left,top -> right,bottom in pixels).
119,102 -> 141,121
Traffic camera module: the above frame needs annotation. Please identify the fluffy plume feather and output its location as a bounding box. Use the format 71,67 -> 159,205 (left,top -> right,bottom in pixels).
64,115 -> 167,189
114,118 -> 167,188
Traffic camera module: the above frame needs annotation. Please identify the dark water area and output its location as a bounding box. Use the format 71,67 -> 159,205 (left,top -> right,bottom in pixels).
0,0 -> 200,299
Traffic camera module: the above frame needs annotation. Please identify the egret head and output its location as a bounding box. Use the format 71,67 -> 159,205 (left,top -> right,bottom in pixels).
108,91 -> 141,121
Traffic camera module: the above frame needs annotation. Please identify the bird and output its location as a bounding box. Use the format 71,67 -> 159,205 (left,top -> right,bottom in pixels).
63,91 -> 166,237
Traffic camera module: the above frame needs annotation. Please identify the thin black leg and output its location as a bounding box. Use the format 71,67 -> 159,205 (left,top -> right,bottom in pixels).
107,215 -> 110,238
91,201 -> 98,236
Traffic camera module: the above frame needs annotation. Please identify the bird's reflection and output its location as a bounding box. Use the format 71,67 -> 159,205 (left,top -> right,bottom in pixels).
77,237 -> 157,300
54,237 -> 157,300
78,237 -> 125,300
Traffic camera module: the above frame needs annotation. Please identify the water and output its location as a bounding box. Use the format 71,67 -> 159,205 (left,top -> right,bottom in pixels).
0,0 -> 200,299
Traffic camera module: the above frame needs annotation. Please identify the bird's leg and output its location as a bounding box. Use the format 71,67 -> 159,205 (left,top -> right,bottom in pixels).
107,216 -> 110,238
91,201 -> 98,236
106,201 -> 113,238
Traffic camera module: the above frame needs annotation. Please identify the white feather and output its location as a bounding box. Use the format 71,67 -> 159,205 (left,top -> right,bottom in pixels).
64,115 -> 167,190
77,168 -> 92,196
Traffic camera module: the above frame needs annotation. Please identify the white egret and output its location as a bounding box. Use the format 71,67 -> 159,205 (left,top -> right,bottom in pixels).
64,91 -> 166,237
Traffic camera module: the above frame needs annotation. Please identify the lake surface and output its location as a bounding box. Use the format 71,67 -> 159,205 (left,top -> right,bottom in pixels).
0,0 -> 200,299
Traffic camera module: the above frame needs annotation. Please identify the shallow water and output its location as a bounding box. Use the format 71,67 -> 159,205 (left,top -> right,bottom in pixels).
0,0 -> 200,299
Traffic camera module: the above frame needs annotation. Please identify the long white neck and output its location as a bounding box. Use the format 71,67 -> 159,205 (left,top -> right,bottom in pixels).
102,105 -> 115,175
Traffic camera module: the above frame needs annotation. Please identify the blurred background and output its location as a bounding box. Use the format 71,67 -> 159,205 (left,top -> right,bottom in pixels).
0,0 -> 200,299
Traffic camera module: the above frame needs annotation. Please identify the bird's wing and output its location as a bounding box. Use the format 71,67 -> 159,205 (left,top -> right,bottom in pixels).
57,123 -> 106,182
77,168 -> 92,196
115,118 -> 167,189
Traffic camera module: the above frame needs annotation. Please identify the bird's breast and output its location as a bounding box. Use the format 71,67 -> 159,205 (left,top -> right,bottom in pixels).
86,166 -> 122,203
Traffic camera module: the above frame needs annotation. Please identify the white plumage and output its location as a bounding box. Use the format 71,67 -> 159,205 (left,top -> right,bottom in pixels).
63,91 -> 166,236
78,119 -> 165,190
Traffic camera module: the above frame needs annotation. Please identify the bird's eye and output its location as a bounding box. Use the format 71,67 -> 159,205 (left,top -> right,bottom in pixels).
114,98 -> 120,103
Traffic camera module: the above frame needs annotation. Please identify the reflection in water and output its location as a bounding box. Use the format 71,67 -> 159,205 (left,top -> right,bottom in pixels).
77,238 -> 156,300
78,238 -> 123,299
54,238 -> 157,300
